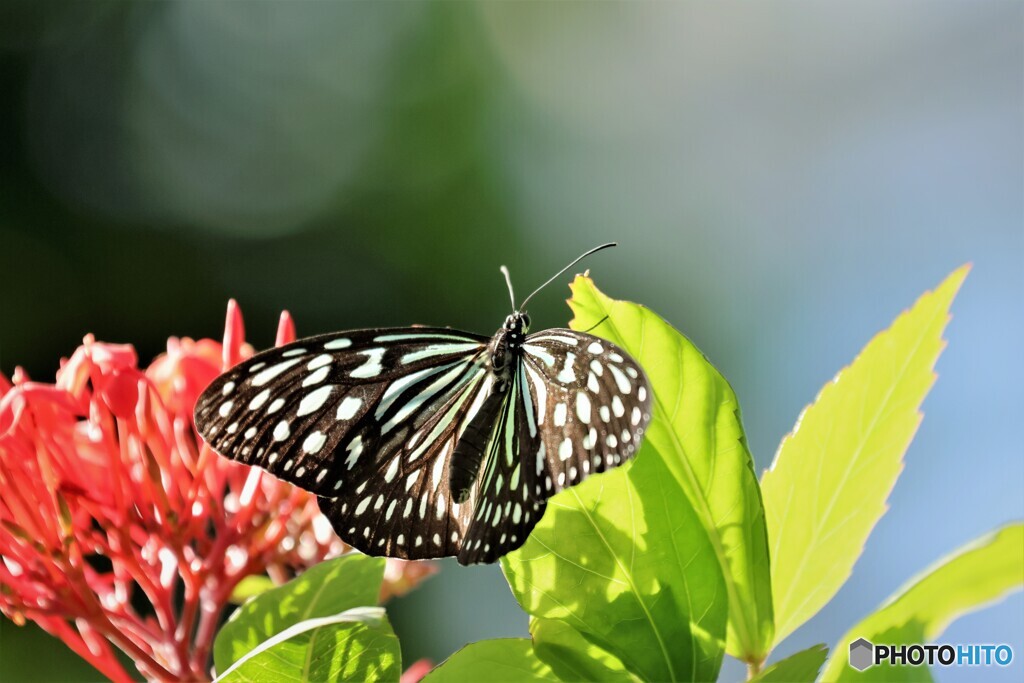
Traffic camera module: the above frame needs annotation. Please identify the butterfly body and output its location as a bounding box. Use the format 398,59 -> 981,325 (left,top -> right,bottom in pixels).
196,298 -> 651,565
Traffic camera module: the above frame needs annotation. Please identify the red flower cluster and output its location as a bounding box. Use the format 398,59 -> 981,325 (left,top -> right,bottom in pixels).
0,302 -> 435,681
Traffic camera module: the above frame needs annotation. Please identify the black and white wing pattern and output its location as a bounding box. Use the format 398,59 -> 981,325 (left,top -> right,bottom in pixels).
194,328 -> 488,498
519,329 -> 652,498
195,323 -> 652,565
317,363 -> 544,565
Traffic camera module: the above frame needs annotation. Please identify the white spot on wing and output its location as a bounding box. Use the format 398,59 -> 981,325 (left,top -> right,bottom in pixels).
400,343 -> 480,364
556,352 -> 577,383
252,359 -> 301,386
553,402 -> 568,427
345,436 -> 363,470
218,401 -> 233,418
297,385 -> 334,417
249,389 -> 270,410
302,366 -> 330,387
324,338 -> 352,350
336,396 -> 362,421
302,431 -> 327,454
355,496 -> 371,516
608,365 -> 632,394
350,348 -> 386,378
612,396 -> 625,418
576,392 -> 591,423
535,334 -> 578,346
518,365 -> 537,438
307,354 -> 332,370
558,438 -> 572,461
384,457 -> 400,483
431,452 -> 446,489
525,364 -> 547,426
273,421 -> 290,441
523,344 -> 556,367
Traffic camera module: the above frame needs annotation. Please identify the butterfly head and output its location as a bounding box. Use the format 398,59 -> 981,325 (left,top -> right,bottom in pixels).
490,311 -> 530,383
503,311 -> 531,338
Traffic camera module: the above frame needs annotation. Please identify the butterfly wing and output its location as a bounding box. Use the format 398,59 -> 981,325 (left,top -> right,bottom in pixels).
315,366 -> 499,561
455,365 -> 547,564
194,328 -> 488,497
520,329 -> 652,498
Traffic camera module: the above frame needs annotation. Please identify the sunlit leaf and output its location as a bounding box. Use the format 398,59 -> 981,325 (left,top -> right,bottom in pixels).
423,639 -> 558,683
530,618 -> 635,683
820,523 -> 1023,682
229,575 -> 275,604
502,449 -> 726,682
750,644 -> 828,682
215,607 -> 400,683
761,266 -> 969,646
214,554 -> 386,673
567,275 -> 773,661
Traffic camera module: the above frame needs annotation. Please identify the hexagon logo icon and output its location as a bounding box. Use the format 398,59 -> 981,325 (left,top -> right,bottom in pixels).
849,638 -> 874,671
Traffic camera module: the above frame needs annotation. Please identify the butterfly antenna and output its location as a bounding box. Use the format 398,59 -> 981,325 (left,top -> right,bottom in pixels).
518,242 -> 617,311
583,314 -> 610,334
499,265 -> 517,310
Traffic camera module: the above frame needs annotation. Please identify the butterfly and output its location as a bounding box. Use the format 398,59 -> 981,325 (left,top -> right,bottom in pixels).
194,244 -> 652,564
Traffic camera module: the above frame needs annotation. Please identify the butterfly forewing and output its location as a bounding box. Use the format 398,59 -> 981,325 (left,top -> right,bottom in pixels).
520,329 -> 652,497
194,328 -> 487,496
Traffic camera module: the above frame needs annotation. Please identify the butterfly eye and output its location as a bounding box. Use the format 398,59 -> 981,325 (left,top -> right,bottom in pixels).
520,313 -> 531,331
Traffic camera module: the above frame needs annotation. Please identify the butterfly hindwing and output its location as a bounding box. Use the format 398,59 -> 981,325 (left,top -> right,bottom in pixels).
457,367 -> 547,564
316,369 -> 495,560
520,329 -> 652,497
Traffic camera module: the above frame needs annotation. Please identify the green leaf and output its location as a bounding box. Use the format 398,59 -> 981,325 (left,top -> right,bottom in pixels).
214,553 -> 386,673
215,606 -> 400,683
567,275 -> 773,662
820,523 -> 1024,682
761,265 -> 969,646
750,644 -> 829,682
229,575 -> 276,604
423,639 -> 558,683
530,618 -> 635,683
502,450 -> 727,682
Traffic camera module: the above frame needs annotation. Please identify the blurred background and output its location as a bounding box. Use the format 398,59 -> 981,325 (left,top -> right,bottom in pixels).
0,1 -> 1020,681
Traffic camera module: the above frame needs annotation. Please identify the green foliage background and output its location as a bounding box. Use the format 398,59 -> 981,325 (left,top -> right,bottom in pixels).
1,2 -> 1021,682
